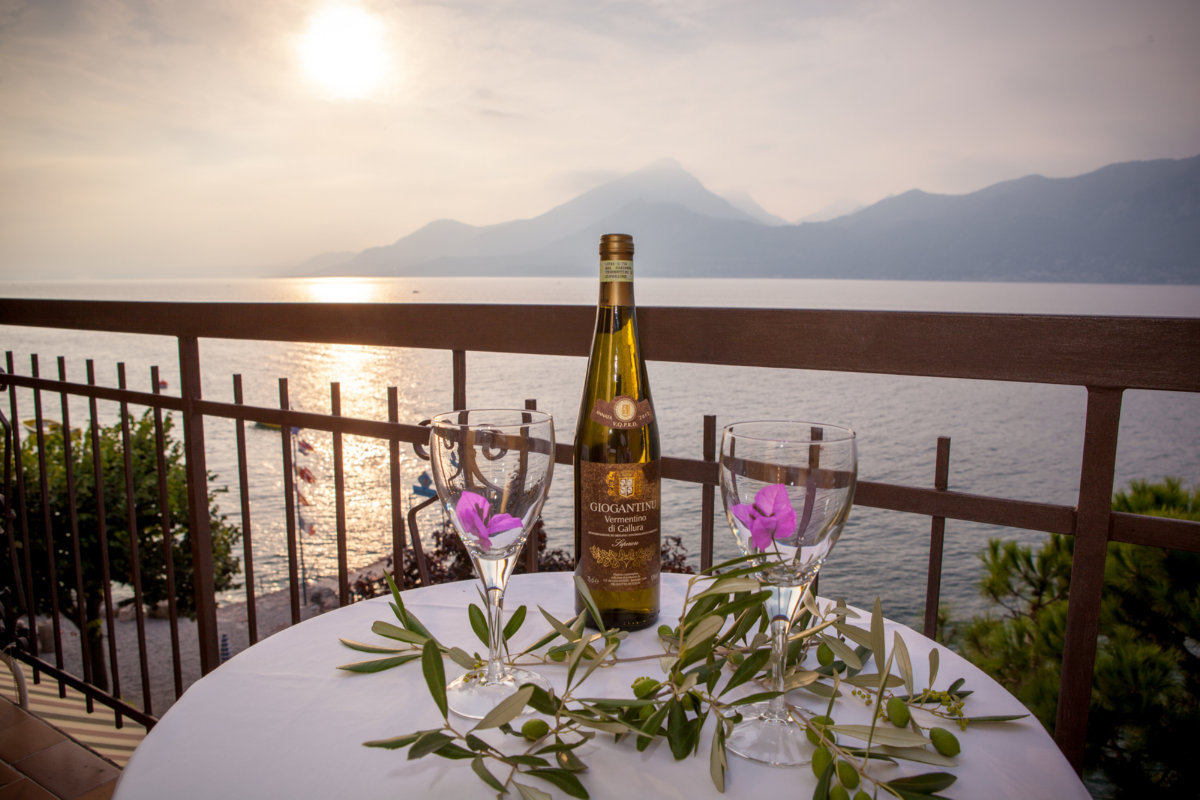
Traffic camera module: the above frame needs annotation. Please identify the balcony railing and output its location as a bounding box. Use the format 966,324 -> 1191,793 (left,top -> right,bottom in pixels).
1,297 -> 1198,774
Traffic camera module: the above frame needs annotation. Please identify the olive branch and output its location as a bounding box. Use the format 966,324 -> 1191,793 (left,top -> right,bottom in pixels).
337,557 -> 1024,799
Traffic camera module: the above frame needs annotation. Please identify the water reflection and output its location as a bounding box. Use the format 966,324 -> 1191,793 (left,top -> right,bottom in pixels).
297,277 -> 382,304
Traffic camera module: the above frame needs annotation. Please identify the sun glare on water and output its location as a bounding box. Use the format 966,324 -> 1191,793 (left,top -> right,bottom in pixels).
299,4 -> 389,99
302,277 -> 380,303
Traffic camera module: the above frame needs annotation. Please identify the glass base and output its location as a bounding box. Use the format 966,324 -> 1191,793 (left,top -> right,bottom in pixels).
446,666 -> 551,720
725,701 -> 812,766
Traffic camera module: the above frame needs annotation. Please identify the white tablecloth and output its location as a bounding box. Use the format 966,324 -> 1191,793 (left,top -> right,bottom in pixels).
115,572 -> 1088,799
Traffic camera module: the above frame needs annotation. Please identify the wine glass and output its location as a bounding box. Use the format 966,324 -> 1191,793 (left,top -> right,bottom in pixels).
428,408 -> 556,719
719,420 -> 857,766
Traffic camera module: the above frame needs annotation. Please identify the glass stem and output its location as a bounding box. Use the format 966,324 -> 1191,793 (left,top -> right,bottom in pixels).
485,584 -> 505,684
767,616 -> 790,721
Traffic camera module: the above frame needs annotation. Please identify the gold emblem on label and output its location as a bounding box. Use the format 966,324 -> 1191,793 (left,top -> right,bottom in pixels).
606,470 -> 640,498
613,397 -> 636,422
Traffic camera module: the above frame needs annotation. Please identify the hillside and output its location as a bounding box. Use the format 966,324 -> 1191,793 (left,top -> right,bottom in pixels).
297,155 -> 1200,283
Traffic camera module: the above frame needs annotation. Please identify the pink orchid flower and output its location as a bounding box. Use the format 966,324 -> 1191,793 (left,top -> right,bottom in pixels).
731,484 -> 797,551
456,490 -> 523,548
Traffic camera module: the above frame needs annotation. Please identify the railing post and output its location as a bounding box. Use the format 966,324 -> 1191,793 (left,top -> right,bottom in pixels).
1055,386 -> 1123,772
178,336 -> 220,675
524,399 -> 540,574
452,350 -> 467,410
923,436 -> 951,640
387,387 -> 406,588
700,415 -> 717,571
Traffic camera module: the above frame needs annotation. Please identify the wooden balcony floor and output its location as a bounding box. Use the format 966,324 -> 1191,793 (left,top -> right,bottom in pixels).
0,695 -> 122,800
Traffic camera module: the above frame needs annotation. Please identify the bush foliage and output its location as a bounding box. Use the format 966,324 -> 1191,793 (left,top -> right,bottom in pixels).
955,478 -> 1199,797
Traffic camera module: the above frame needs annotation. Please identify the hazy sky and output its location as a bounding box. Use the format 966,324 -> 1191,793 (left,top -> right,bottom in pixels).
2,0 -> 1198,279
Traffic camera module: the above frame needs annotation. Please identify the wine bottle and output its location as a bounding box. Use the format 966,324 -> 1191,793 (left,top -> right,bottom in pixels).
574,233 -> 661,630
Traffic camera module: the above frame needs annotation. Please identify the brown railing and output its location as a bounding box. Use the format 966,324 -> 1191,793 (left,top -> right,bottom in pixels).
1,298 -> 1198,773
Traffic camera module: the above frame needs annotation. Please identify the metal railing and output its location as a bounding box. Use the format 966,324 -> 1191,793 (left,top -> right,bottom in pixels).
1,297 -> 1198,772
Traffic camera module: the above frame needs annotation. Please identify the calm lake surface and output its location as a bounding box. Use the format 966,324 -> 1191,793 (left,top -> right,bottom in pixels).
3,277 -> 1198,625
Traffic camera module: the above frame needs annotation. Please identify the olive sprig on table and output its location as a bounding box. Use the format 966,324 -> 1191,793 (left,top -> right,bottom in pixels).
337,560 -> 1024,799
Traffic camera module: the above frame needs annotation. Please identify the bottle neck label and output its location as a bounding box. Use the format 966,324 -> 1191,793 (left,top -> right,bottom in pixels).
589,395 -> 654,429
599,259 -> 634,283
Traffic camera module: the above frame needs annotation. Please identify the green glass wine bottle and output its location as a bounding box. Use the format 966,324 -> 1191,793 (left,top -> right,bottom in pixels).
573,233 -> 661,630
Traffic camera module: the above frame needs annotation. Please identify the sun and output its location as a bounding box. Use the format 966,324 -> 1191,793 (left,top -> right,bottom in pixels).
299,4 -> 389,99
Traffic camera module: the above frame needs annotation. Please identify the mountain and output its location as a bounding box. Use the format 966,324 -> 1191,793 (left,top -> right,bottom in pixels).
298,155 -> 1200,283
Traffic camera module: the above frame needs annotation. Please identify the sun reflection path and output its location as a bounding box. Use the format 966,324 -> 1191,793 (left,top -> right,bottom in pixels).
300,277 -> 381,304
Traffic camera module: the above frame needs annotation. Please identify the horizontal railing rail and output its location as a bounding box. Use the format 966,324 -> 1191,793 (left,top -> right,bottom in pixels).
2,297 -> 1198,774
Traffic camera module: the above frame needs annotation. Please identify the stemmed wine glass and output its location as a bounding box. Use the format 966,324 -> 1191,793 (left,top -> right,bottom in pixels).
719,420 -> 857,765
428,408 -> 556,719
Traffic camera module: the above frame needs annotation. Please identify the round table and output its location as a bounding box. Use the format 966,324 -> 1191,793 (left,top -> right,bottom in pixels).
115,572 -> 1088,799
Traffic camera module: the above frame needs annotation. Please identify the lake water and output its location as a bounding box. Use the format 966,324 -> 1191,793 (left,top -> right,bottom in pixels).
3,277 -> 1198,626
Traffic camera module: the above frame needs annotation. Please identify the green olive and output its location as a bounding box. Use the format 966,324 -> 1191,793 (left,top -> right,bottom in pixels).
811,746 -> 834,779
853,792 -> 872,800
631,677 -> 660,699
829,786 -> 850,800
886,697 -> 911,728
817,641 -> 835,666
836,760 -> 860,789
548,649 -> 567,662
520,719 -> 550,741
929,726 -> 961,757
805,714 -> 834,746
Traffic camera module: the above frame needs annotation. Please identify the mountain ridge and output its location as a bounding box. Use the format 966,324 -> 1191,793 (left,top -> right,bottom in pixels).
297,155 -> 1200,283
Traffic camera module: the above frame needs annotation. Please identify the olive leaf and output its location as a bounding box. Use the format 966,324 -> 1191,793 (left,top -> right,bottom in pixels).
474,685 -> 535,730
893,631 -> 915,697
504,605 -> 528,641
820,632 -> 863,670
513,781 -> 553,800
421,638 -> 448,719
468,603 -> 489,647
830,724 -> 930,748
370,620 -> 427,645
338,638 -> 407,654
886,771 -> 958,793
709,720 -> 728,792
336,653 -> 421,673
470,756 -> 505,792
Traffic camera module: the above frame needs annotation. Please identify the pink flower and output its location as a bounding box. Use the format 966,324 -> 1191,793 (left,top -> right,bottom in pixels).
456,491 -> 523,548
731,484 -> 797,551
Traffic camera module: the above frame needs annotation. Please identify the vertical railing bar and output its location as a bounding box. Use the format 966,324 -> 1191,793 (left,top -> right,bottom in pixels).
279,378 -> 301,624
6,353 -> 37,666
923,436 -> 951,641
332,383 -> 349,606
57,357 -> 94,710
1055,386 -> 1123,772
1,392 -> 28,630
30,355 -> 66,692
524,399 -> 539,574
387,387 -> 406,589
700,414 -> 717,571
151,366 -> 184,700
87,359 -> 123,727
177,336 -> 219,675
452,350 -> 467,411
232,375 -> 258,644
117,363 -> 153,716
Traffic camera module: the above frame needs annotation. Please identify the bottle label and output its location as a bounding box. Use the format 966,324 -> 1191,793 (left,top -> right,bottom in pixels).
599,259 -> 634,283
579,460 -> 661,594
589,395 -> 654,429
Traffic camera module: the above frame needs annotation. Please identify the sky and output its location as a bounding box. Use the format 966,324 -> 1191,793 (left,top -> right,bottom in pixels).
1,0 -> 1198,280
